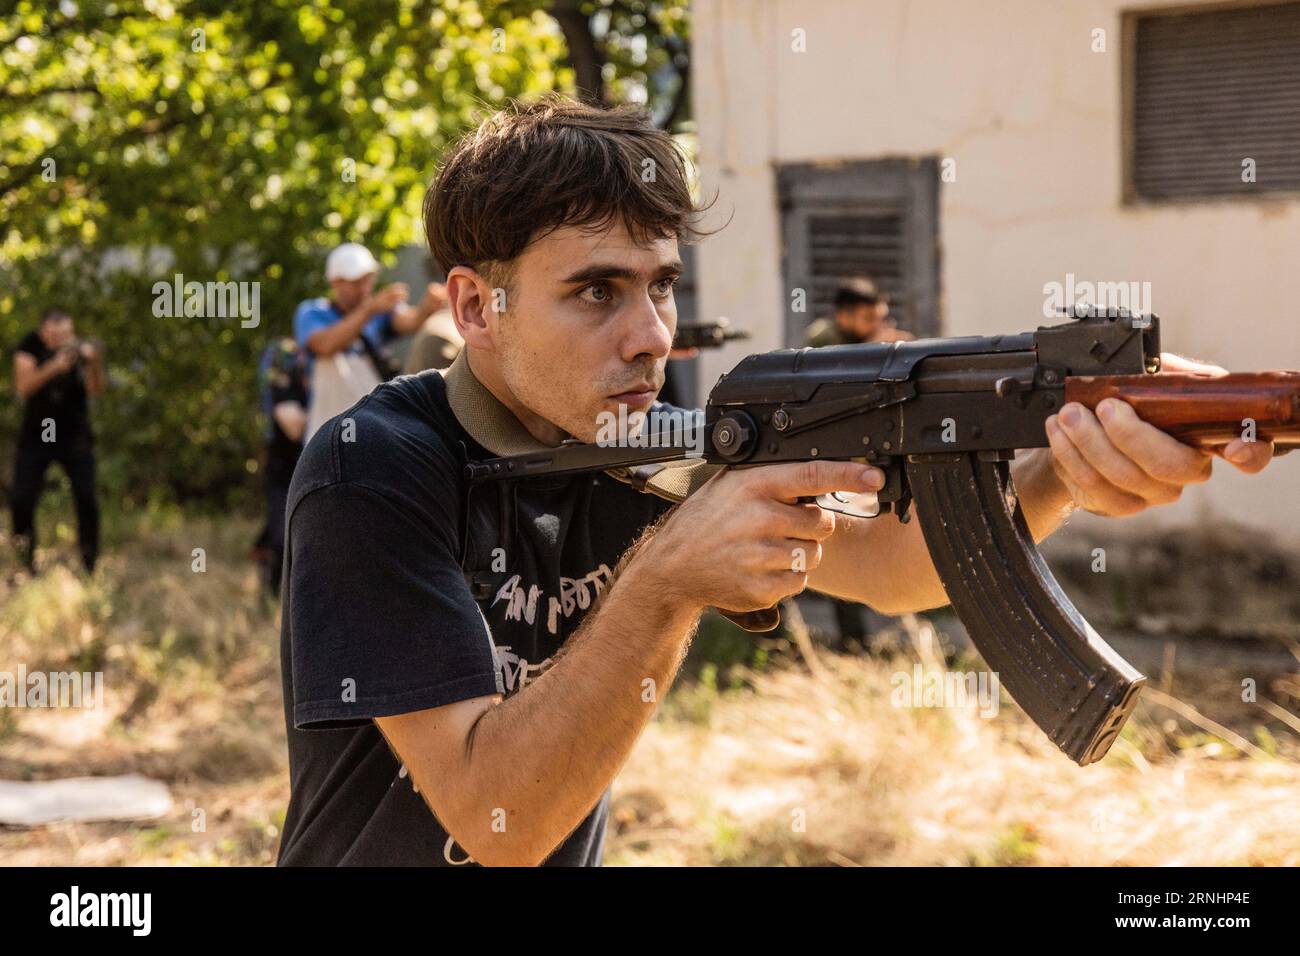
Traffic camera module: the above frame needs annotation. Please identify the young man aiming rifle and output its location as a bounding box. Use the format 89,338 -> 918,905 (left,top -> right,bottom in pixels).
276,95 -> 1275,867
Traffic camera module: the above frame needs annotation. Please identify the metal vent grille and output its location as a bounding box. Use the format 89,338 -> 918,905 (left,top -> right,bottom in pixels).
778,159 -> 940,346
1132,2 -> 1300,200
807,213 -> 906,321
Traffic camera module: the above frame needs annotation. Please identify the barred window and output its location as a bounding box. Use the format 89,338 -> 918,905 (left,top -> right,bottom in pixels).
778,159 -> 940,346
1126,1 -> 1300,201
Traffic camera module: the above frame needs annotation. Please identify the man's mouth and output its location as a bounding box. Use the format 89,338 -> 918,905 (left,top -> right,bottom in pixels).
607,383 -> 658,407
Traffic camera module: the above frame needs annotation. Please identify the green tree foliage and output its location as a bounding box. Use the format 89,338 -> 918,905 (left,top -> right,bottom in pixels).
0,0 -> 689,511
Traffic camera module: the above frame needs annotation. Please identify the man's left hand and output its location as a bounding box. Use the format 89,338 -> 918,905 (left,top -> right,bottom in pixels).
1044,351 -> 1275,517
418,281 -> 449,316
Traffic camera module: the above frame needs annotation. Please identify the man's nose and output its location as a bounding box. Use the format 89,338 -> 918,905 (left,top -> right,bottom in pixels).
620,293 -> 674,363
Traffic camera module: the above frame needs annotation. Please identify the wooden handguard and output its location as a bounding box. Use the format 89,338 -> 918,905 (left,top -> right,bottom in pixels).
1065,371 -> 1300,451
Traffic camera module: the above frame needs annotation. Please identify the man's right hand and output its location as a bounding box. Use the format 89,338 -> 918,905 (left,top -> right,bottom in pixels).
640,460 -> 885,613
368,283 -> 410,315
49,347 -> 78,374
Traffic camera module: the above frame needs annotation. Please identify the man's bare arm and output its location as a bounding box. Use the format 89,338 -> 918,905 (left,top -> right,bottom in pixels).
812,372 -> 1275,614
14,350 -> 75,399
81,343 -> 106,395
809,448 -> 1073,615
376,547 -> 703,867
304,301 -> 382,357
272,400 -> 307,443
387,282 -> 449,336
374,459 -> 869,867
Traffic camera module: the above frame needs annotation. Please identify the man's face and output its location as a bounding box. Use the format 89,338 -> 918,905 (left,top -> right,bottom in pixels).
329,273 -> 376,311
41,316 -> 75,348
493,220 -> 680,443
839,301 -> 888,342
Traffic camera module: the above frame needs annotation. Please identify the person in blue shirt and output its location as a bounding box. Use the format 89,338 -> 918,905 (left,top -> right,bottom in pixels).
294,242 -> 447,442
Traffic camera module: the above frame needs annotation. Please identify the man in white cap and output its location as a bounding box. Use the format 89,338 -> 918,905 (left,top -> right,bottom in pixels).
294,242 -> 447,443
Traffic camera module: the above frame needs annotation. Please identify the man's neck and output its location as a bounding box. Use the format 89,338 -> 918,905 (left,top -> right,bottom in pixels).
464,349 -> 569,446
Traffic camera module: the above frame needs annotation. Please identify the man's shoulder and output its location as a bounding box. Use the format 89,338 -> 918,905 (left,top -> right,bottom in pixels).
294,296 -> 333,317
13,329 -> 42,357
293,297 -> 338,334
804,317 -> 844,347
288,372 -> 466,512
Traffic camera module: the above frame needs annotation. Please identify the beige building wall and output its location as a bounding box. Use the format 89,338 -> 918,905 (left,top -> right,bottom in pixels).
692,0 -> 1300,542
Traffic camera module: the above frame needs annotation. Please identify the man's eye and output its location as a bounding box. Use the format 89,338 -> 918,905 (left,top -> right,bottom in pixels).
579,283 -> 613,305
651,277 -> 678,298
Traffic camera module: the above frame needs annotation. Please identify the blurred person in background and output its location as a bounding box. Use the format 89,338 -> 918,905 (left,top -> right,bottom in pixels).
253,336 -> 308,598
294,242 -> 448,442
401,304 -> 463,374
805,277 -> 912,648
805,275 -> 914,348
9,307 -> 104,575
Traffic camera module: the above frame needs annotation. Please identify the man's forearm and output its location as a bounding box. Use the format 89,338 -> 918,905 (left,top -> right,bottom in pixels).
306,303 -> 375,356
455,550 -> 701,865
84,353 -> 106,394
1011,446 -> 1078,540
392,301 -> 430,334
811,448 -> 1076,615
17,357 -> 66,398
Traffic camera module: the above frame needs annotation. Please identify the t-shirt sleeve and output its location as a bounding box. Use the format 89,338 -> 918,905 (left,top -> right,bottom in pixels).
269,380 -> 301,407
285,480 -> 504,730
269,352 -> 305,407
12,331 -> 41,360
294,301 -> 335,350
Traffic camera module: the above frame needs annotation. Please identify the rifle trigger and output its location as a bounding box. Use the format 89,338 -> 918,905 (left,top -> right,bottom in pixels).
809,490 -> 881,519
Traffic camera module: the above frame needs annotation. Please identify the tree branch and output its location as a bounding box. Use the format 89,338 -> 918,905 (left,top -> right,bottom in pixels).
0,83 -> 103,102
549,0 -> 608,105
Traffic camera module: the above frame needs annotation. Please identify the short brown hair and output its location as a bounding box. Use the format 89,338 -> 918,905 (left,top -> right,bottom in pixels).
834,276 -> 883,310
424,94 -> 707,291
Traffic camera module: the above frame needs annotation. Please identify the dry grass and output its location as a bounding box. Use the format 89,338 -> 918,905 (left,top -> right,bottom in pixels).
607,622 -> 1300,867
0,515 -> 287,865
2,517 -> 1298,866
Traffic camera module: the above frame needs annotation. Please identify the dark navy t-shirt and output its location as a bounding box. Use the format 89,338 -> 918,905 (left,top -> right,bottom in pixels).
276,371 -> 672,866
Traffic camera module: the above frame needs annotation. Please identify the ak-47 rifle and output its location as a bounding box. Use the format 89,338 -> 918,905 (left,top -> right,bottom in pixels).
464,307 -> 1300,766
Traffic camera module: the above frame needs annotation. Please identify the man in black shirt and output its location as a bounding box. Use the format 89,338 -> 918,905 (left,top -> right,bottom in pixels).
277,95 -> 1277,867
9,307 -> 104,574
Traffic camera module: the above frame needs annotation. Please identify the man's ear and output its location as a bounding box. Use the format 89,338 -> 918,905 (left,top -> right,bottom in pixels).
446,265 -> 496,351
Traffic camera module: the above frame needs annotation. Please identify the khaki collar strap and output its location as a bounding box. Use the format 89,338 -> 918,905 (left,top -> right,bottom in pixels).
439,350 -> 722,504
440,350 -> 553,457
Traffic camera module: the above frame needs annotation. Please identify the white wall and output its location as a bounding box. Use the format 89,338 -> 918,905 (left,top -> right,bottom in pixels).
693,0 -> 1300,542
